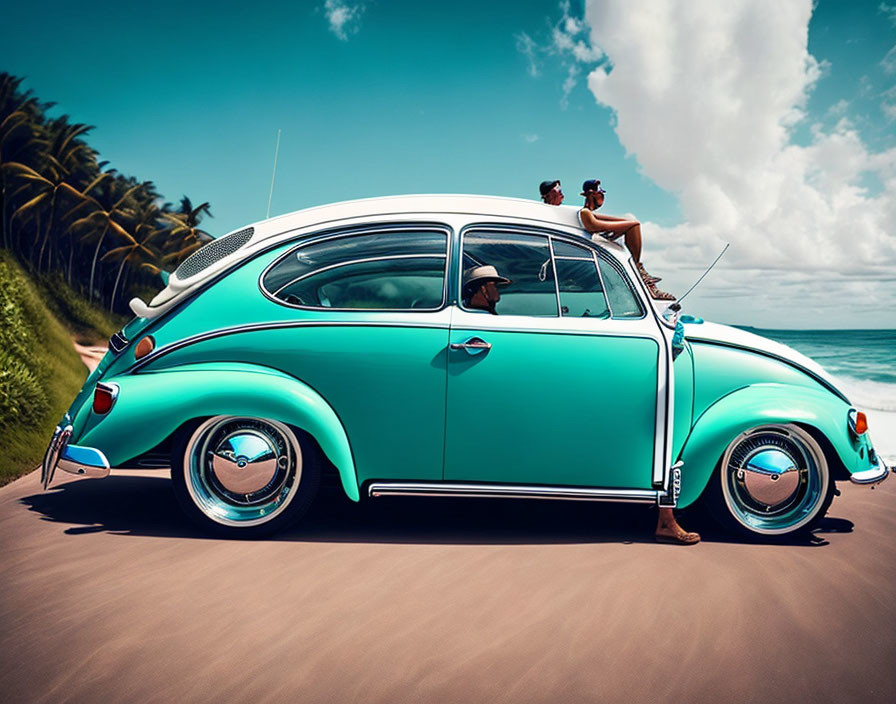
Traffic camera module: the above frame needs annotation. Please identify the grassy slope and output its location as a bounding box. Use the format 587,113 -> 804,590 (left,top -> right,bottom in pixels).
0,251 -> 125,486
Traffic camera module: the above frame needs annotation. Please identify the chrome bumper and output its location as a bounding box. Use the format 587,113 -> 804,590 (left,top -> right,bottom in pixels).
41,426 -> 110,489
849,455 -> 890,485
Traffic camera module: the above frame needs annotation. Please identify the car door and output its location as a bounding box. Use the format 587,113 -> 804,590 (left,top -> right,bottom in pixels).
444,228 -> 666,490
258,226 -> 452,484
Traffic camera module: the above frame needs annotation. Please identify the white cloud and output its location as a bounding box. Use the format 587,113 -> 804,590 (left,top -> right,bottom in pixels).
560,65 -> 579,109
826,99 -> 850,118
323,1 -> 365,41
523,133 -> 541,143
579,0 -> 896,327
516,2 -> 603,106
552,2 -> 603,63
515,32 -> 540,77
881,44 -> 896,74
880,2 -> 896,26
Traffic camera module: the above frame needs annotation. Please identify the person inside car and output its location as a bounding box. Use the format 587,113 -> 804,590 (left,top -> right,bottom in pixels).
577,179 -> 674,301
539,180 -> 564,205
462,265 -> 511,315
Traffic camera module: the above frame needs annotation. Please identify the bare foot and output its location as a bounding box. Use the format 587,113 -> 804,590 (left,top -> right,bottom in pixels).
656,507 -> 700,545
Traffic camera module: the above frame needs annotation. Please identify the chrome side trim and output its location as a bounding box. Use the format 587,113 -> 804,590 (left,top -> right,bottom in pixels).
850,458 -> 889,485
129,319 -> 453,372
368,481 -> 662,504
129,315 -> 666,374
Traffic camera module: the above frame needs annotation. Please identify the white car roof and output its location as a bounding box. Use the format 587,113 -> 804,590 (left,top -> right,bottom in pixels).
131,194 -> 626,319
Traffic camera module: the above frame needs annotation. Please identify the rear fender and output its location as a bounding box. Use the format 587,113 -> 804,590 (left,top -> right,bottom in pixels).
677,383 -> 864,508
75,362 -> 359,501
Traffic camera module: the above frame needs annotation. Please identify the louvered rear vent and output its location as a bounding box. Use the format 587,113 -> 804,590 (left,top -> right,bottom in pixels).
174,227 -> 254,280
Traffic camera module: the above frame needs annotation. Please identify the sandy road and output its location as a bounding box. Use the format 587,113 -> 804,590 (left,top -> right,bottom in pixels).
1,465 -> 894,704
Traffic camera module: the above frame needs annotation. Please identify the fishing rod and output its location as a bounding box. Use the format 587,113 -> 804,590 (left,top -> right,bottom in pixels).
676,242 -> 730,304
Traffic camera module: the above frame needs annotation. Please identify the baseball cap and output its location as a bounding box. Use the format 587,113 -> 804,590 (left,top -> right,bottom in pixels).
581,179 -> 606,195
539,180 -> 561,197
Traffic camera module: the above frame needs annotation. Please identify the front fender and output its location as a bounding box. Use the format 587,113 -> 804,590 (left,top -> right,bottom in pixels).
676,383 -> 864,508
74,362 -> 360,501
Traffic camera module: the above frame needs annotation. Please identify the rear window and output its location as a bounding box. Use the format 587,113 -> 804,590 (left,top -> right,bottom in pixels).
261,229 -> 449,310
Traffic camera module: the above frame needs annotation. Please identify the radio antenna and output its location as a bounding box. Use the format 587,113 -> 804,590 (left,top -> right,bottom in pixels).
265,128 -> 282,219
677,243 -> 730,304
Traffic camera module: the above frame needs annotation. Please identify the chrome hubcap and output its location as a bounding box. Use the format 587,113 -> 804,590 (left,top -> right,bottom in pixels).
722,424 -> 827,534
185,417 -> 301,527
739,448 -> 801,510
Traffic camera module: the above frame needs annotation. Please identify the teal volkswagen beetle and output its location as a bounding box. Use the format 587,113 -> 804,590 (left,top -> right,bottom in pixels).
42,195 -> 888,538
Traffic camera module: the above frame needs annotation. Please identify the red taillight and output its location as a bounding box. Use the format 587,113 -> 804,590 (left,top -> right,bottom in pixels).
848,408 -> 868,436
93,383 -> 118,415
134,335 -> 155,359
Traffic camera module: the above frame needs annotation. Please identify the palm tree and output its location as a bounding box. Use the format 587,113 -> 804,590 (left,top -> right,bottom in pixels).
41,116 -> 99,274
101,202 -> 165,311
1,74 -> 215,310
4,115 -> 98,272
67,171 -> 141,301
0,73 -> 46,251
160,195 -> 212,268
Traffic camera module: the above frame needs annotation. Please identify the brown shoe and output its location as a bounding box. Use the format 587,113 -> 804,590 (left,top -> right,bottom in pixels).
645,280 -> 676,300
649,287 -> 676,301
636,261 -> 662,284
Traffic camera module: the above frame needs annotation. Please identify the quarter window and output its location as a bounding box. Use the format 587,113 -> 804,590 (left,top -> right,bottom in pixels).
262,229 -> 448,310
597,257 -> 644,318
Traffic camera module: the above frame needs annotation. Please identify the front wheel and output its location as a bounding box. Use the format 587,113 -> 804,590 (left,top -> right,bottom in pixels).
714,423 -> 834,538
172,416 -> 319,538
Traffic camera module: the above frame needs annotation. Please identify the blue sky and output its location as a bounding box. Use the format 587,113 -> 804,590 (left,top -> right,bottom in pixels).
2,0 -> 894,328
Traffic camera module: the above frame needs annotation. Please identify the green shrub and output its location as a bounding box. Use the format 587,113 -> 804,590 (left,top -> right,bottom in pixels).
34,271 -> 127,343
0,250 -> 123,486
0,256 -> 50,429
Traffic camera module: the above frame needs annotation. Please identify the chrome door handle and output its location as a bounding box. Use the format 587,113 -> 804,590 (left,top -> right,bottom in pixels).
449,336 -> 492,355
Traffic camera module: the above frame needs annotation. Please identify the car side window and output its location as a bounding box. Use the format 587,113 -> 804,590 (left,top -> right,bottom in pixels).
262,229 -> 448,310
462,231 -> 558,316
597,257 -> 644,318
552,240 -> 610,319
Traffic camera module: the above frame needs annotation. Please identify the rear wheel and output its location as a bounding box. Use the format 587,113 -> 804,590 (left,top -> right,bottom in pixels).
172,416 -> 319,538
714,423 -> 834,538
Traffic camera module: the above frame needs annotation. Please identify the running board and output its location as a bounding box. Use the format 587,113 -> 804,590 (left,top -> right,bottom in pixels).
368,482 -> 666,504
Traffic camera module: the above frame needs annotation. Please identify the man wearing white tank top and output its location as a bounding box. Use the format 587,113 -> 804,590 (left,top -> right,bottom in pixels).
577,179 -> 675,301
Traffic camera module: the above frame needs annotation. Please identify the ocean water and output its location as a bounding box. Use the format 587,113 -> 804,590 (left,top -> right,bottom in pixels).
738,328 -> 896,413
